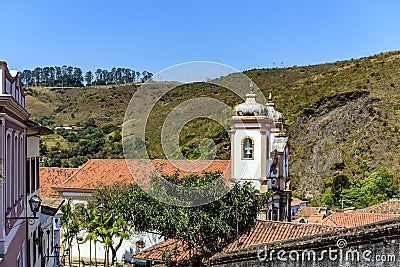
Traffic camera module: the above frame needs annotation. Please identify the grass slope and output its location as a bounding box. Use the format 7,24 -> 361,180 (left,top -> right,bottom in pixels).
26,51 -> 400,197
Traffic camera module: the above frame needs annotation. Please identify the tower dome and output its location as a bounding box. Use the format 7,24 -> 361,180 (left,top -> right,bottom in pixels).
234,93 -> 266,116
233,80 -> 266,116
265,92 -> 284,121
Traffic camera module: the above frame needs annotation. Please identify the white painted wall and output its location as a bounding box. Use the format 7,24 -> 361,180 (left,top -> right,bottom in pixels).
27,137 -> 39,158
233,128 -> 262,179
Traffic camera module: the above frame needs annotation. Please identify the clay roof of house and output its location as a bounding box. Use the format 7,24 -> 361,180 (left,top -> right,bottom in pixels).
292,206 -> 326,220
307,214 -> 325,224
53,159 -> 231,192
321,212 -> 400,228
41,196 -> 65,208
222,220 -> 336,253
40,196 -> 65,215
352,200 -> 400,215
133,238 -> 188,262
291,197 -> 308,207
133,220 -> 337,262
40,167 -> 79,197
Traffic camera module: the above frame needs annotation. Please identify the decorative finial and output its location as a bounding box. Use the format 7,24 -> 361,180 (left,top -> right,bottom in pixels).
249,79 -> 254,94
268,92 -> 273,102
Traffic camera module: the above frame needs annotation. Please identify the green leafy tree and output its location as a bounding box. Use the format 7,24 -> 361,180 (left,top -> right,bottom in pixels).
330,174 -> 349,207
85,71 -> 93,86
85,187 -> 131,266
84,118 -> 96,128
341,168 -> 399,209
60,200 -> 82,266
94,172 -> 271,266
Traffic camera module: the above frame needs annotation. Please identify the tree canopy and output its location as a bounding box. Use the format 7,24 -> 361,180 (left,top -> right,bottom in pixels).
322,168 -> 399,209
90,171 -> 272,266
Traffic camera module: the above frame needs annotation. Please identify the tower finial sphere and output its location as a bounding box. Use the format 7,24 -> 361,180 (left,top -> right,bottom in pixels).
250,79 -> 254,94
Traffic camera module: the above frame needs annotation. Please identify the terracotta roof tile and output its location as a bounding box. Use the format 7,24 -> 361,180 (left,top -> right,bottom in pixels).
133,220 -> 337,261
133,238 -> 189,262
321,213 -> 400,227
291,197 -> 308,207
352,200 -> 400,215
307,214 -> 324,224
40,167 -> 79,197
292,206 -> 325,220
54,159 -> 231,192
223,220 -> 336,253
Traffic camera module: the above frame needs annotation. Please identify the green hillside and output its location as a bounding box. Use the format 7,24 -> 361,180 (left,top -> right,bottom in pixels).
26,51 -> 400,199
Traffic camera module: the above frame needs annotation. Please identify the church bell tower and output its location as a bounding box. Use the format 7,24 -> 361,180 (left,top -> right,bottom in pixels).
231,83 -> 292,221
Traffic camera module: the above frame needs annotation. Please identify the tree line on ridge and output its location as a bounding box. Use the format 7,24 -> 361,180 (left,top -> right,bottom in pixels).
21,66 -> 153,87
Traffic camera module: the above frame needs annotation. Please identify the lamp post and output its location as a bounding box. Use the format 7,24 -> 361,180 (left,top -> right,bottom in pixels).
7,195 -> 42,228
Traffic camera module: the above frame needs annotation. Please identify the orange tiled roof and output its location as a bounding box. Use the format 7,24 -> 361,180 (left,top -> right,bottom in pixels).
223,220 -> 336,252
133,220 -> 337,261
40,167 -> 79,197
133,238 -> 188,262
53,159 -> 231,192
291,197 -> 308,207
293,206 -> 325,219
352,200 -> 400,215
321,213 -> 400,228
307,214 -> 325,224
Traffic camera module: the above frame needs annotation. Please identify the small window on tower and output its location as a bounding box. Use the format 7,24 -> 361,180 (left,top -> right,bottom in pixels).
241,137 -> 254,160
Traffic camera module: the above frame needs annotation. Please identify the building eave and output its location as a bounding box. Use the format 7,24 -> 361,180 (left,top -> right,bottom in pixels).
0,95 -> 30,121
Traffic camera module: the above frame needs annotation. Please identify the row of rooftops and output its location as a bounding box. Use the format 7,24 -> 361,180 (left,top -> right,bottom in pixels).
134,210 -> 400,263
39,160 -> 400,263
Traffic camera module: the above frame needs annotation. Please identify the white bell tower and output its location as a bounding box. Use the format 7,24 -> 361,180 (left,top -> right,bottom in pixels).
230,86 -> 271,193
231,83 -> 292,221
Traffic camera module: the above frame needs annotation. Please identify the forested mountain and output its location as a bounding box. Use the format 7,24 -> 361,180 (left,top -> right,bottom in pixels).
25,51 -> 400,203
21,66 -> 153,87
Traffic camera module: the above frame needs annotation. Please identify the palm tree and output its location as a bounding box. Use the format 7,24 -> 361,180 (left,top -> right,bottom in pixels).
83,208 -> 99,266
94,210 -> 130,266
60,200 -> 81,266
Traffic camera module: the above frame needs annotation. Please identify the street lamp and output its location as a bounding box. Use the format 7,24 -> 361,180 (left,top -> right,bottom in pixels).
28,195 -> 42,216
7,195 -> 42,228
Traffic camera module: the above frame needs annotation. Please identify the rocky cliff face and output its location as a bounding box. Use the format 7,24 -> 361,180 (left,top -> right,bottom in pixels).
290,92 -> 369,193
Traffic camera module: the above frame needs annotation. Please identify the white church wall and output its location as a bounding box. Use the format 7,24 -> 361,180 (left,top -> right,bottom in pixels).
233,128 -> 262,180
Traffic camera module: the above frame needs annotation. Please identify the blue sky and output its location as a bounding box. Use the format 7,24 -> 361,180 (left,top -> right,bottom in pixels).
1,1 -> 399,74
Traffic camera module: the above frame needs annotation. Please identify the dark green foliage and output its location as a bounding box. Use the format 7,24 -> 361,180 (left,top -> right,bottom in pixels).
70,156 -> 88,167
41,121 -> 123,167
84,118 -> 96,128
101,122 -> 117,134
37,115 -> 55,127
323,168 -> 399,209
331,174 -> 349,205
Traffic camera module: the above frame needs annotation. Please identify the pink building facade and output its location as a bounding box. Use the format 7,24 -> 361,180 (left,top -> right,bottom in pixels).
0,61 -> 29,267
